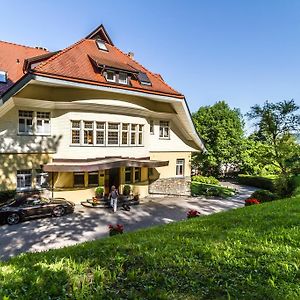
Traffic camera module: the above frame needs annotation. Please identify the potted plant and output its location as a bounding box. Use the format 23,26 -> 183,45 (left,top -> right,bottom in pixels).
123,185 -> 131,197
95,186 -> 104,199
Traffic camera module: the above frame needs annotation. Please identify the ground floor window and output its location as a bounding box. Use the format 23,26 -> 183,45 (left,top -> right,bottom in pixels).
176,159 -> 185,177
17,170 -> 32,190
125,167 -> 132,183
88,172 -> 98,186
36,169 -> 49,188
74,172 -> 84,186
134,167 -> 141,182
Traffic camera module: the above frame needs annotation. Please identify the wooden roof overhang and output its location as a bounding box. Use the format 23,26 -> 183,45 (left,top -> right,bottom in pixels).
43,157 -> 169,173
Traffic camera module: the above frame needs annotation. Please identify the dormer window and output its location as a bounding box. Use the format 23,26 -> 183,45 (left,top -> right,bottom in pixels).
96,39 -> 108,51
0,71 -> 7,83
118,72 -> 128,85
106,71 -> 116,82
137,72 -> 151,86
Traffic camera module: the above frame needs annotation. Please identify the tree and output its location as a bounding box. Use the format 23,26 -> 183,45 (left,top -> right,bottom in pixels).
192,101 -> 244,176
247,99 -> 300,174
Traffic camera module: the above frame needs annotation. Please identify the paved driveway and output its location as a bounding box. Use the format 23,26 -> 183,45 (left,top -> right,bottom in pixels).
0,183 -> 256,261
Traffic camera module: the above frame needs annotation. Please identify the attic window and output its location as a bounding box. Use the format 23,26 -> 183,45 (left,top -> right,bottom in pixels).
137,72 -> 151,86
106,71 -> 116,82
119,72 -> 128,85
0,71 -> 7,83
96,39 -> 108,51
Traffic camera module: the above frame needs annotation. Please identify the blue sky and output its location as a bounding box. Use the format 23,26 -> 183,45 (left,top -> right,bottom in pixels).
1,0 -> 300,119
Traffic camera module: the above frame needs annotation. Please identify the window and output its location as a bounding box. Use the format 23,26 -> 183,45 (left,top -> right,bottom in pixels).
106,71 -> 116,82
36,112 -> 50,134
17,170 -> 32,190
138,125 -> 144,145
130,124 -> 137,145
0,71 -> 7,83
71,121 -> 81,144
96,39 -> 108,51
134,167 -> 141,182
118,72 -> 128,85
150,120 -> 154,134
125,167 -> 132,183
137,72 -> 151,86
121,123 -> 129,145
96,122 -> 105,145
88,172 -> 98,186
36,169 -> 48,189
159,121 -> 170,139
83,121 -> 94,145
74,172 -> 84,186
107,123 -> 119,145
176,159 -> 185,177
19,110 -> 33,134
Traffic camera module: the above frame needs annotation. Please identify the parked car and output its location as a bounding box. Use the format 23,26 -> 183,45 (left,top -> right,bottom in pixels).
0,195 -> 75,225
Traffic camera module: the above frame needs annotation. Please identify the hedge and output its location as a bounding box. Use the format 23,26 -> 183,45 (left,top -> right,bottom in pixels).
237,175 -> 277,191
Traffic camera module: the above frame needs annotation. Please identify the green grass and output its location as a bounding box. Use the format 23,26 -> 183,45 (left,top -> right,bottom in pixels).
191,181 -> 235,198
1,197 -> 300,299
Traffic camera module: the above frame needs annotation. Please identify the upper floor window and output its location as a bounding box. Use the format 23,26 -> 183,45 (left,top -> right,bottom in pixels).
83,121 -> 94,145
36,112 -> 50,134
149,120 -> 154,135
130,124 -> 137,145
176,159 -> 185,177
119,72 -> 128,85
138,125 -> 144,145
96,122 -> 105,145
121,123 -> 129,145
106,71 -> 116,82
0,71 -> 7,83
107,123 -> 119,145
19,110 -> 33,134
71,121 -> 81,144
159,121 -> 170,139
96,39 -> 108,51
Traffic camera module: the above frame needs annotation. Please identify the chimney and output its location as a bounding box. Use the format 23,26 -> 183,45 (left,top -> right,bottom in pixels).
128,52 -> 134,59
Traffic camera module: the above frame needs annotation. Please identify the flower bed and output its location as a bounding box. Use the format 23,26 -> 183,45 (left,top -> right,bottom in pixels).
245,198 -> 260,206
108,224 -> 124,236
187,209 -> 201,218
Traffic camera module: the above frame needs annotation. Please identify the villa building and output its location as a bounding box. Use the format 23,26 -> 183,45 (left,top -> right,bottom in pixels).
0,24 -> 204,200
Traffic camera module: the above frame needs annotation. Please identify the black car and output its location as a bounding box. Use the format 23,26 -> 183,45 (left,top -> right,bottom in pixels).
0,196 -> 75,225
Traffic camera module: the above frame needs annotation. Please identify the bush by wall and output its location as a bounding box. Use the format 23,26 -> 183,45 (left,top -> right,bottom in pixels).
192,175 -> 219,185
237,174 -> 277,191
250,190 -> 279,203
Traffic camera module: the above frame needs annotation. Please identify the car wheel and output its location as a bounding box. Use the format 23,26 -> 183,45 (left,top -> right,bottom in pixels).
52,206 -> 66,217
6,213 -> 20,225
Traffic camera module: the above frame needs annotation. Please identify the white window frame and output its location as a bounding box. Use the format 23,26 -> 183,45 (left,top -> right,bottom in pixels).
159,121 -> 170,139
176,159 -> 185,177
130,124 -> 137,145
0,71 -> 7,83
138,124 -> 144,146
149,120 -> 154,135
96,39 -> 108,51
107,122 -> 120,146
17,170 -> 32,191
71,120 -> 81,145
106,71 -> 116,83
83,121 -> 94,145
121,123 -> 129,146
118,72 -> 128,85
96,122 -> 105,146
36,112 -> 51,135
36,169 -> 48,189
18,110 -> 34,135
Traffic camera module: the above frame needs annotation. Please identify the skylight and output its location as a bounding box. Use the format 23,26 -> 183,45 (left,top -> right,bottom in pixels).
0,71 -> 7,83
96,39 -> 108,51
137,72 -> 151,86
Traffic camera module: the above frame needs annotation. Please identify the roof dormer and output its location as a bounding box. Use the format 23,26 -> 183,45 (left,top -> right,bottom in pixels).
85,24 -> 114,46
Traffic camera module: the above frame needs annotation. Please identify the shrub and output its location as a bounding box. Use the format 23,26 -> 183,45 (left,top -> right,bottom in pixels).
95,186 -> 104,197
250,190 -> 279,203
123,185 -> 131,196
192,175 -> 219,185
0,190 -> 17,204
245,198 -> 260,206
275,175 -> 298,198
108,224 -> 124,236
187,209 -> 201,218
237,174 -> 276,191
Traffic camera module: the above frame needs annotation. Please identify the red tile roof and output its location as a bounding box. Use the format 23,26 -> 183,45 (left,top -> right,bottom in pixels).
32,39 -> 184,98
0,41 -> 48,96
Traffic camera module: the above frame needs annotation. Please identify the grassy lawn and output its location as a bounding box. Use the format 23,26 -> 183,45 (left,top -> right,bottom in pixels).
1,197 -> 300,299
191,181 -> 235,198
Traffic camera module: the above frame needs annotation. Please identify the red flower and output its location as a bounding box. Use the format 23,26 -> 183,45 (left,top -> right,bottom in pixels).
108,224 -> 124,235
187,209 -> 201,219
245,198 -> 260,206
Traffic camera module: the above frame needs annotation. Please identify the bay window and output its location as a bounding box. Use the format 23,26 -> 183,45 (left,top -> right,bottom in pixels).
130,124 -> 137,145
107,123 -> 119,145
71,121 -> 81,144
96,122 -> 105,145
121,123 -> 129,145
138,125 -> 144,145
83,121 -> 94,145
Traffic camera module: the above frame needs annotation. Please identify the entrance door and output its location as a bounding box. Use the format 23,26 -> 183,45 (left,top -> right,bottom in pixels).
108,168 -> 120,191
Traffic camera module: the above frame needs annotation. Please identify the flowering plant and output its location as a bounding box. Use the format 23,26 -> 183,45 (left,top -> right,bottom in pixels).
108,224 -> 124,236
245,198 -> 260,206
187,209 -> 201,219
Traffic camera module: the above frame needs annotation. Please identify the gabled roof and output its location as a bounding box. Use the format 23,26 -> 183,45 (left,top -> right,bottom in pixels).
85,24 -> 114,46
0,41 -> 48,96
30,39 -> 183,98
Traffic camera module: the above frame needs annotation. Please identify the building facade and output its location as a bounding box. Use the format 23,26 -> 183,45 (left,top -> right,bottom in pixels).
0,25 -> 204,200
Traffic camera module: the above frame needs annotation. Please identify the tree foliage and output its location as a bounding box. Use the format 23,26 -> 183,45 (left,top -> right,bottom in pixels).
192,101 -> 244,176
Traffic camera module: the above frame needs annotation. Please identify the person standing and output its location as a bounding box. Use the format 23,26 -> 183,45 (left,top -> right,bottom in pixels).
109,185 -> 119,213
